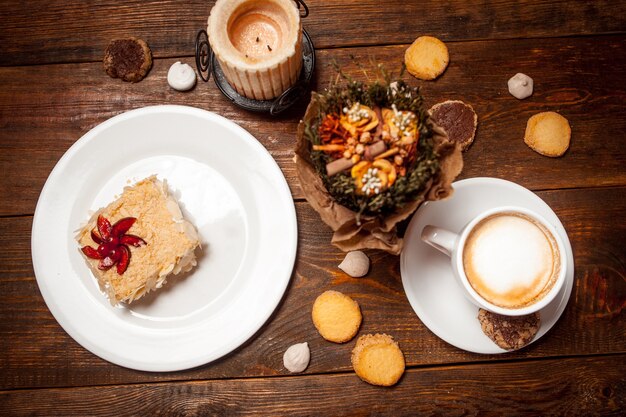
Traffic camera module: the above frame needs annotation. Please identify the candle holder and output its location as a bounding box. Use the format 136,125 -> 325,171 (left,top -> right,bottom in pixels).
196,0 -> 314,115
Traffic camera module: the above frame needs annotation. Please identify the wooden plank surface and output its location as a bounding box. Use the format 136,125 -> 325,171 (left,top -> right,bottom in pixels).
2,187 -> 624,389
2,0 -> 626,414
1,355 -> 624,416
1,35 -> 625,216
1,1 -> 625,66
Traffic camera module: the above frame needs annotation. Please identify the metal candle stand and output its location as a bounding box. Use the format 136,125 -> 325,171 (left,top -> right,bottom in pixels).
195,0 -> 314,115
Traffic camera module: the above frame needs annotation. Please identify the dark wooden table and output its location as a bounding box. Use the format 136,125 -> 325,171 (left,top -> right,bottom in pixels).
1,1 -> 625,415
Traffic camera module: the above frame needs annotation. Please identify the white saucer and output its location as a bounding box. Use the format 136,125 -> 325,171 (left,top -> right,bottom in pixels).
400,177 -> 574,354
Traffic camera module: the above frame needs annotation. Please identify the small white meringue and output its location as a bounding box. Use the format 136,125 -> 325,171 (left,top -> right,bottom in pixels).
167,61 -> 197,91
283,342 -> 310,373
338,250 -> 370,277
508,73 -> 533,99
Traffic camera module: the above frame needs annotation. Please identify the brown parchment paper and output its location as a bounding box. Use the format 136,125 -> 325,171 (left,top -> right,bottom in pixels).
294,92 -> 464,255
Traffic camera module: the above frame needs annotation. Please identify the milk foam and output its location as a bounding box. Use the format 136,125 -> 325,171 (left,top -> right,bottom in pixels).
463,213 -> 558,309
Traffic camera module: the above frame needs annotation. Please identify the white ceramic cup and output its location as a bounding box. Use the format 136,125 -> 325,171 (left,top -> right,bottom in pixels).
420,206 -> 567,316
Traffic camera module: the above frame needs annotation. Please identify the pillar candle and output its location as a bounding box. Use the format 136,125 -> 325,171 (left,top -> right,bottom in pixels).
208,0 -> 303,100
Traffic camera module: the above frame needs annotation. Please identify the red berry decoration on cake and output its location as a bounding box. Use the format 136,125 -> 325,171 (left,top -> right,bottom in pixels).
80,215 -> 146,275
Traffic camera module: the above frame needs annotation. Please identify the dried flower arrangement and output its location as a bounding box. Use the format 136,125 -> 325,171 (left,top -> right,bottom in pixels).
295,69 -> 463,254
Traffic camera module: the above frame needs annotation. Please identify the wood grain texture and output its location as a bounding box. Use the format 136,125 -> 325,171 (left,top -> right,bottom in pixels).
1,35 -> 626,216
1,355 -> 624,416
1,0 -> 625,66
2,1 -> 625,413
2,187 -> 624,389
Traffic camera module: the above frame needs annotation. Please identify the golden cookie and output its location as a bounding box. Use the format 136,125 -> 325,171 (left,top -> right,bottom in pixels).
404,36 -> 449,80
312,290 -> 362,343
524,111 -> 571,157
351,333 -> 405,386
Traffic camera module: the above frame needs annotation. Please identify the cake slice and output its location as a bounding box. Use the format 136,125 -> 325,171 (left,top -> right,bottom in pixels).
76,176 -> 200,305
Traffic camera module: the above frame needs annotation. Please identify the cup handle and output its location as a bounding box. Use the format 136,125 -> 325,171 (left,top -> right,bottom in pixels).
421,226 -> 458,257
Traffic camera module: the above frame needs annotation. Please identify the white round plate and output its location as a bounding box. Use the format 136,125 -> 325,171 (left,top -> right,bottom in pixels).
400,177 -> 574,354
32,105 -> 298,371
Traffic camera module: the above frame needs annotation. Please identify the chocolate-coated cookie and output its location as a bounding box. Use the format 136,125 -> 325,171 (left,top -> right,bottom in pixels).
478,308 -> 540,350
429,100 -> 478,151
103,37 -> 152,82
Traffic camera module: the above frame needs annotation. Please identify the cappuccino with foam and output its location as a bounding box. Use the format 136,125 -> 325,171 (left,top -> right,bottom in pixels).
462,212 -> 561,309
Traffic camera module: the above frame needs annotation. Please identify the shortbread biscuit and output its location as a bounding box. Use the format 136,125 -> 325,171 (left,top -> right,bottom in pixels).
312,290 -> 362,343
404,36 -> 449,80
103,37 -> 153,82
351,333 -> 405,386
429,100 -> 478,150
478,309 -> 540,351
524,111 -> 571,157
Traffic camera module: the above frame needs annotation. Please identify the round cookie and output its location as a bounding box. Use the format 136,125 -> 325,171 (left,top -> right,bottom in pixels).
312,290 -> 362,343
103,37 -> 153,82
404,36 -> 449,80
478,308 -> 541,351
429,100 -> 478,150
351,333 -> 405,386
524,111 -> 571,157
